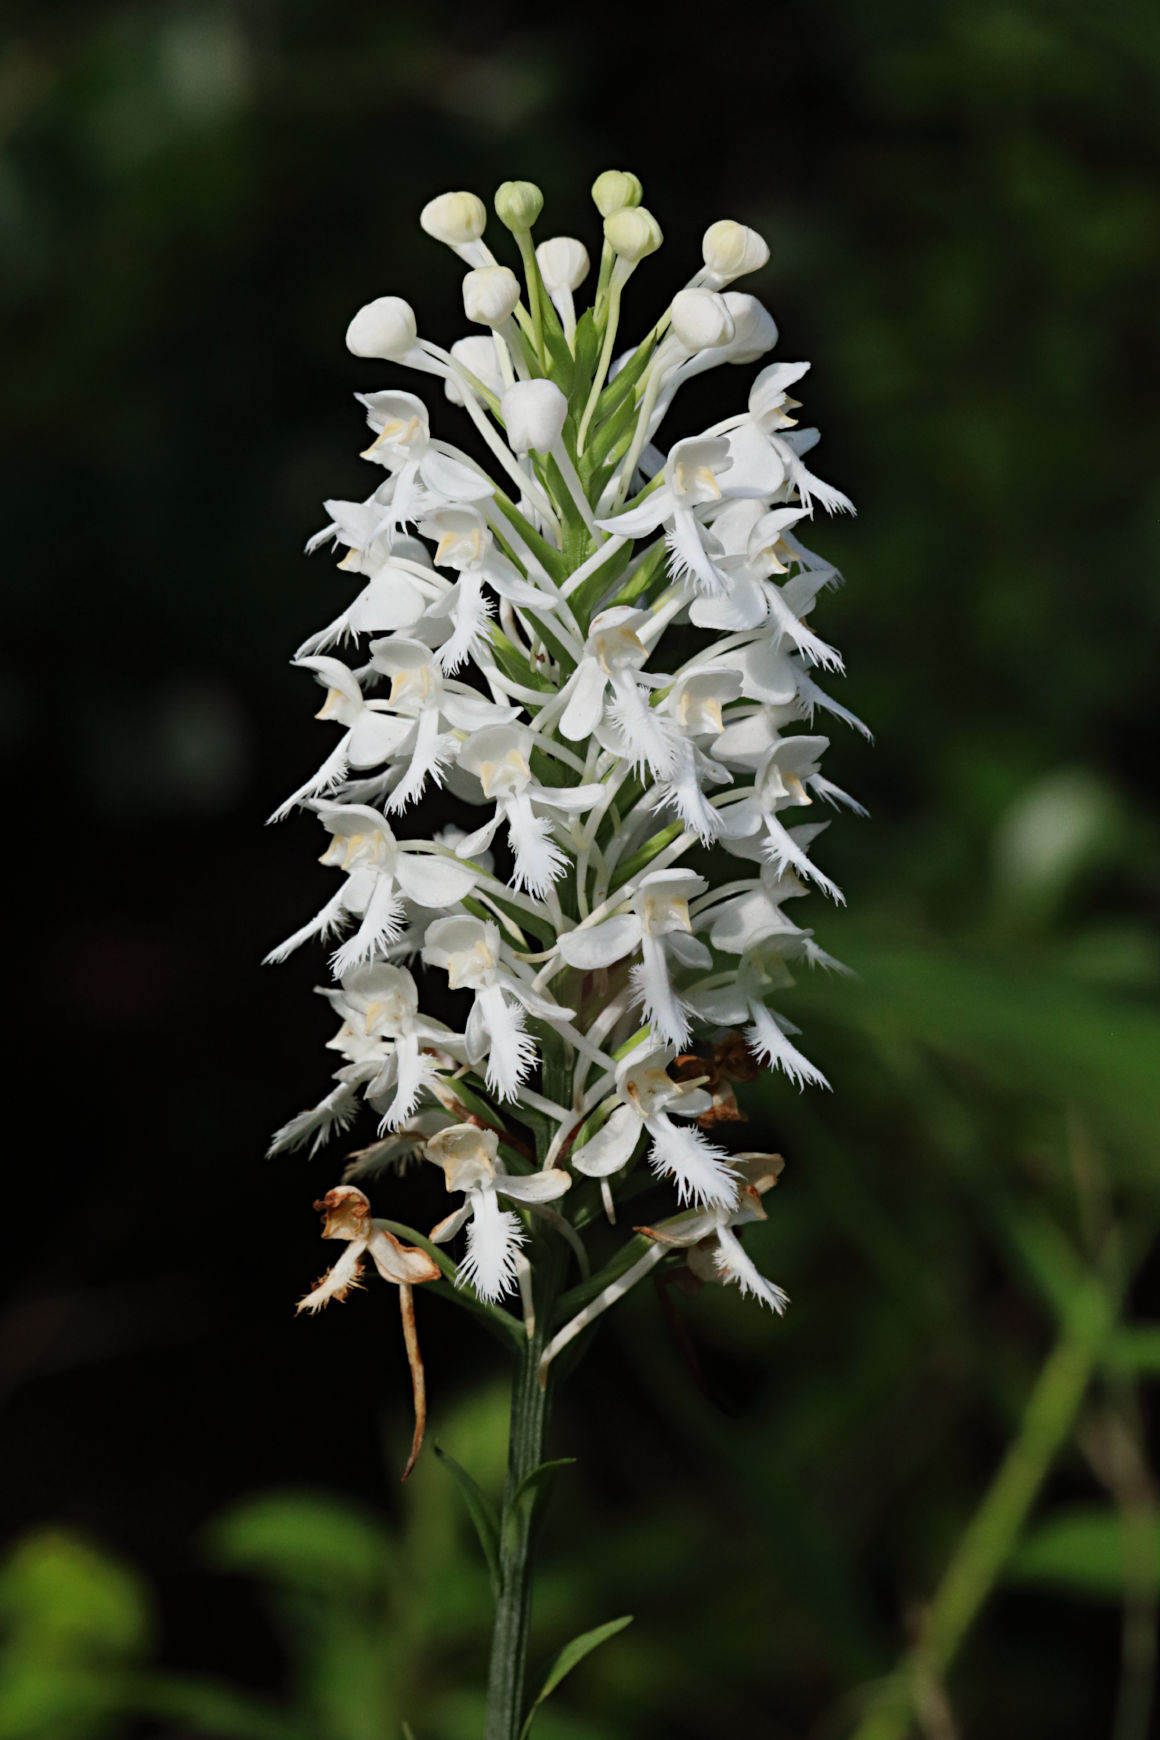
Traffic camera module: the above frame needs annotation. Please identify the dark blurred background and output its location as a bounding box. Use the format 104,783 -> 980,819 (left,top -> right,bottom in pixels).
2,2 -> 1159,1737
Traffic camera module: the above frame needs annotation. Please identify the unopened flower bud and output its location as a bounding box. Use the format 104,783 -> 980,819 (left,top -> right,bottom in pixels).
345,295 -> 418,359
495,180 -> 543,232
670,289 -> 736,353
721,292 -> 778,361
445,335 -> 504,406
462,265 -> 522,328
420,190 -> 487,248
592,169 -> 643,217
702,219 -> 769,282
535,236 -> 590,292
502,380 -> 568,455
604,207 -> 663,262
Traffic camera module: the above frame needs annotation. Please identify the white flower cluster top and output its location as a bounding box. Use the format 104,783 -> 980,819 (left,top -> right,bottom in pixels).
269,173 -> 865,1342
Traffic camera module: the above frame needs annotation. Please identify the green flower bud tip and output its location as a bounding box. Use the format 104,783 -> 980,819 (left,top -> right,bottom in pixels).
604,206 -> 663,261
495,180 -> 544,232
591,169 -> 643,218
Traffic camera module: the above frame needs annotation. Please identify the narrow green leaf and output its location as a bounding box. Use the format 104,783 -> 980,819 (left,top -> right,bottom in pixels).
520,1615 -> 634,1737
1008,1508 -> 1160,1599
433,1447 -> 502,1598
610,823 -> 685,891
502,1460 -> 577,1555
1103,1324 -> 1160,1373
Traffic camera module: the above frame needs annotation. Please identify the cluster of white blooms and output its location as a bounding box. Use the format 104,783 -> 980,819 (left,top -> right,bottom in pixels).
270,172 -> 864,1422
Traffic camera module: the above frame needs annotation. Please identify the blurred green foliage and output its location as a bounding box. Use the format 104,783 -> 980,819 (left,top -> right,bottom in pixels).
1,0 -> 1158,1736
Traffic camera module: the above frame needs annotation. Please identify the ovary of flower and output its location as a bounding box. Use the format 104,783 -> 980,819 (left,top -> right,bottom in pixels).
297,1184 -> 441,1479
559,607 -> 678,779
456,724 -> 604,897
598,437 -> 756,598
639,1153 -> 788,1311
426,1124 -> 571,1303
423,917 -> 574,1102
357,390 -> 493,532
556,869 -> 711,1049
571,1043 -> 737,1209
366,637 -> 518,814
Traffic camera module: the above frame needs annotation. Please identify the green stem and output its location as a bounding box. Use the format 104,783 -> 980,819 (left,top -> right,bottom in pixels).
850,1276 -> 1113,1740
485,1038 -> 572,1740
484,1321 -> 553,1740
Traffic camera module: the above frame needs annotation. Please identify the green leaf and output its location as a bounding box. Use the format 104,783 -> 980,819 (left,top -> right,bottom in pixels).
568,312 -> 600,417
1008,1508 -> 1160,1599
501,1460 -> 577,1557
433,1447 -> 502,1599
609,822 -> 685,892
1104,1324 -> 1160,1372
205,1493 -> 392,1598
519,1615 -> 634,1737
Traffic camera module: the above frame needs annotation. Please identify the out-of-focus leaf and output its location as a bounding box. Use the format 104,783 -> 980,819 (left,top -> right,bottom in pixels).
520,1615 -> 634,1736
129,1674 -> 303,1740
1104,1324 -> 1160,1372
204,1492 -> 393,1597
1008,1508 -> 1160,1598
0,1531 -> 150,1661
790,931 -> 1160,1157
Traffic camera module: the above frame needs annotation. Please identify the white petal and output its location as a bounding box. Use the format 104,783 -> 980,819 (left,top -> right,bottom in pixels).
557,913 -> 640,970
571,1104 -> 641,1179
498,1168 -> 572,1204
394,852 -> 478,907
559,659 -> 608,742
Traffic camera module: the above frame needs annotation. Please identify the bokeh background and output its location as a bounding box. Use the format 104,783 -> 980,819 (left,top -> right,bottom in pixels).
2,2 -> 1158,1737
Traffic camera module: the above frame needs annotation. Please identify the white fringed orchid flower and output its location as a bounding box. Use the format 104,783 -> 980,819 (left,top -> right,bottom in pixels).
426,1124 -> 571,1303
272,179 -> 864,1646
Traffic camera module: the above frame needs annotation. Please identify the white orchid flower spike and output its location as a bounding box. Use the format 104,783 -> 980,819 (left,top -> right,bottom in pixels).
269,173 -> 867,1563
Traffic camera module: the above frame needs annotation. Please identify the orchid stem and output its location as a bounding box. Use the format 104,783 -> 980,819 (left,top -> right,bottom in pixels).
484,1047 -> 572,1740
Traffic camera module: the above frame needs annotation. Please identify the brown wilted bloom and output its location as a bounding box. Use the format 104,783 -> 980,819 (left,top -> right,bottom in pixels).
673,1031 -> 760,1127
297,1185 -> 441,1479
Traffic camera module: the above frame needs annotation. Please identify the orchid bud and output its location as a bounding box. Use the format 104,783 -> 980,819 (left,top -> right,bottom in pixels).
721,292 -> 779,361
502,380 -> 568,455
604,206 -> 663,262
702,219 -> 770,282
670,289 -> 736,353
420,190 -> 487,247
535,236 -> 590,292
345,295 -> 418,359
592,169 -> 643,217
444,334 -> 505,406
462,265 -> 522,328
495,179 -> 544,233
